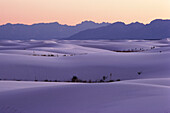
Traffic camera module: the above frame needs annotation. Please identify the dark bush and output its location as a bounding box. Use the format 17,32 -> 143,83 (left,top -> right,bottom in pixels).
83,80 -> 87,83
103,76 -> 106,80
44,79 -> 48,82
100,80 -> 104,82
88,80 -> 92,83
72,76 -> 78,82
109,80 -> 114,82
137,72 -> 142,75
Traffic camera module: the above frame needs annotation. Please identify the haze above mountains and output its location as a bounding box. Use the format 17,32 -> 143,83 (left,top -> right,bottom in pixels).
0,19 -> 170,40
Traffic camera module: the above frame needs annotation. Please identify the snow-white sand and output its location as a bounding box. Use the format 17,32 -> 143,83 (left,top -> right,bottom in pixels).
0,39 -> 169,81
0,39 -> 170,113
0,79 -> 170,113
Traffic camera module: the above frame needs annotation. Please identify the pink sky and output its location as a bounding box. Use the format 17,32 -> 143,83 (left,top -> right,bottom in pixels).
0,0 -> 170,25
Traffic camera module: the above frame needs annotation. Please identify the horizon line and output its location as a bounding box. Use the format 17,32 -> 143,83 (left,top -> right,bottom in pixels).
1,18 -> 170,26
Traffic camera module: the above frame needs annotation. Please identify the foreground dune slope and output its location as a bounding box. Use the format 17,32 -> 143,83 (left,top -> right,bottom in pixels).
0,78 -> 170,113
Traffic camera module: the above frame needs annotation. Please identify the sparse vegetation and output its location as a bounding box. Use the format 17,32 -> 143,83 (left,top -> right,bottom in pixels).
113,47 -> 157,53
68,74 -> 120,83
113,49 -> 144,52
1,73 -> 121,83
48,54 -> 54,57
1,77 -> 121,83
32,51 -> 56,57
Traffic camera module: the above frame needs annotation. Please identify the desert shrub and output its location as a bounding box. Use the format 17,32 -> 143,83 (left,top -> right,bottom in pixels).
109,80 -> 114,82
103,76 -> 106,80
137,72 -> 142,75
44,79 -> 48,82
83,80 -> 87,83
72,76 -> 78,82
48,54 -> 54,57
100,80 -> 104,82
116,79 -> 121,81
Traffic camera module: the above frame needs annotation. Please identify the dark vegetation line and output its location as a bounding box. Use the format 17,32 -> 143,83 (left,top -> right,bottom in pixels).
0,72 -> 143,83
113,46 -> 156,52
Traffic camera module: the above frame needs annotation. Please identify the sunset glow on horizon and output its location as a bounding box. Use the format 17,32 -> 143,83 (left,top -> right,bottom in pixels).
0,0 -> 170,25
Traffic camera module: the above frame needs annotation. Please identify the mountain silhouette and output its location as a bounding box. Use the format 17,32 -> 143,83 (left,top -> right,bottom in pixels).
68,19 -> 170,40
0,19 -> 170,40
0,21 -> 110,40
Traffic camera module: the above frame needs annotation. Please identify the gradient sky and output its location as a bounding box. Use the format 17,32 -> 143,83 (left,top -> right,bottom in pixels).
0,0 -> 170,25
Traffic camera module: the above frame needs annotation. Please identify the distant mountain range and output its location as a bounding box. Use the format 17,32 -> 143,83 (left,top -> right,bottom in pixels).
68,19 -> 170,40
0,21 -> 110,40
0,19 -> 170,40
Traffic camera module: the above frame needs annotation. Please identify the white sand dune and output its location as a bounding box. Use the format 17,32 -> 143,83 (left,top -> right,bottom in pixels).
0,47 -> 169,81
0,78 -> 170,113
0,39 -> 170,113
